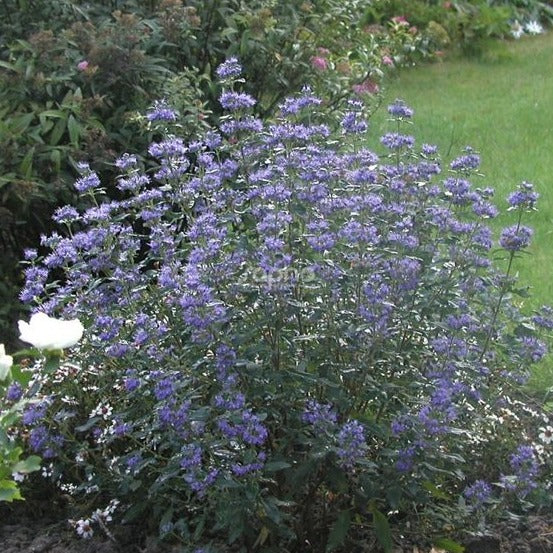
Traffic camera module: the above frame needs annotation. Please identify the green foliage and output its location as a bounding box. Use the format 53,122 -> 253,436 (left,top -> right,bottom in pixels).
359,0 -> 553,61
488,0 -> 553,26
370,505 -> 393,553
0,352 -> 43,502
433,536 -> 466,552
454,2 -> 514,57
363,0 -> 451,29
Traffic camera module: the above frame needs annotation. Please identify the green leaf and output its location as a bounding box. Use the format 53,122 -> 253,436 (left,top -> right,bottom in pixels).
0,480 -> 23,502
433,537 -> 465,553
50,149 -> 61,173
43,355 -> 61,374
75,416 -> 100,433
49,117 -> 67,146
10,113 -> 34,134
386,485 -> 403,509
193,513 -> 206,541
13,455 -> 41,474
121,498 -> 148,523
67,114 -> 80,147
240,30 -> 251,57
10,364 -> 33,387
261,497 -> 282,525
264,460 -> 291,472
288,456 -> 322,488
326,510 -> 351,552
39,110 -> 66,119
0,60 -> 20,73
423,480 -> 451,501
370,505 -> 393,553
19,146 -> 35,178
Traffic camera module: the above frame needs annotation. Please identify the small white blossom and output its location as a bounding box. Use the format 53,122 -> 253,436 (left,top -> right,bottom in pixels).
61,395 -> 79,405
59,482 -> 77,494
76,519 -> 94,539
75,451 -> 87,463
90,403 -> 113,420
107,498 -> 120,512
12,472 -> 25,482
539,426 -> 553,444
92,508 -> 112,523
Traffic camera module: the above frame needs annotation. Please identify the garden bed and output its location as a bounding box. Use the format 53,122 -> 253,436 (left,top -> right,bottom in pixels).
3,499 -> 553,553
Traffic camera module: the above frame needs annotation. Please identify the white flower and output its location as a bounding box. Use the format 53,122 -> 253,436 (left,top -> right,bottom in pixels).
92,507 -> 113,523
89,402 -> 112,420
41,463 -> 53,478
0,344 -> 13,380
511,21 -> 524,39
525,20 -> 544,35
76,519 -> 94,539
539,426 -> 553,444
59,482 -> 77,494
18,312 -> 84,350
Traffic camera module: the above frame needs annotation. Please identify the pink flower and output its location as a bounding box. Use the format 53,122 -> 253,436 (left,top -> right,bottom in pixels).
352,79 -> 380,96
391,16 -> 409,26
77,60 -> 89,71
310,56 -> 328,71
382,55 -> 394,67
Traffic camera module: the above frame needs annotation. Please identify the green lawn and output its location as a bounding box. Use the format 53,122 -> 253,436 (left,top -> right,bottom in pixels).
370,34 -> 553,392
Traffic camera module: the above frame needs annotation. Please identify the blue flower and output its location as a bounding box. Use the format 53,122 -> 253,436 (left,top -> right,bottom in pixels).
336,420 -> 366,469
380,132 -> 415,150
74,171 -> 101,193
387,99 -> 414,118
219,91 -> 256,111
507,181 -> 538,209
499,225 -> 533,251
464,480 -> 492,506
215,56 -> 242,79
146,100 -> 178,122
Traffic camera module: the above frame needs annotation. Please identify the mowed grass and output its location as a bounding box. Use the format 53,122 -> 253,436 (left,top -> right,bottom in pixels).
369,34 -> 553,393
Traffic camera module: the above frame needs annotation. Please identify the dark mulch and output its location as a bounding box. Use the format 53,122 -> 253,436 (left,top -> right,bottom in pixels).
2,499 -> 553,553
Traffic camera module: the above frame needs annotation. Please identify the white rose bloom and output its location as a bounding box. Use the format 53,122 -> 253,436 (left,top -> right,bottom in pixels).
18,312 -> 84,350
0,344 -> 13,380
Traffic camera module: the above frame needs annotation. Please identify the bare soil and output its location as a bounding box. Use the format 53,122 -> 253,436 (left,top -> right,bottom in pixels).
2,499 -> 553,553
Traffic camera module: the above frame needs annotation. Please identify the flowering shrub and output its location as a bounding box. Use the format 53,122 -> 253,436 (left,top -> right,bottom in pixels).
12,59 -> 553,550
0,343 -> 42,502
